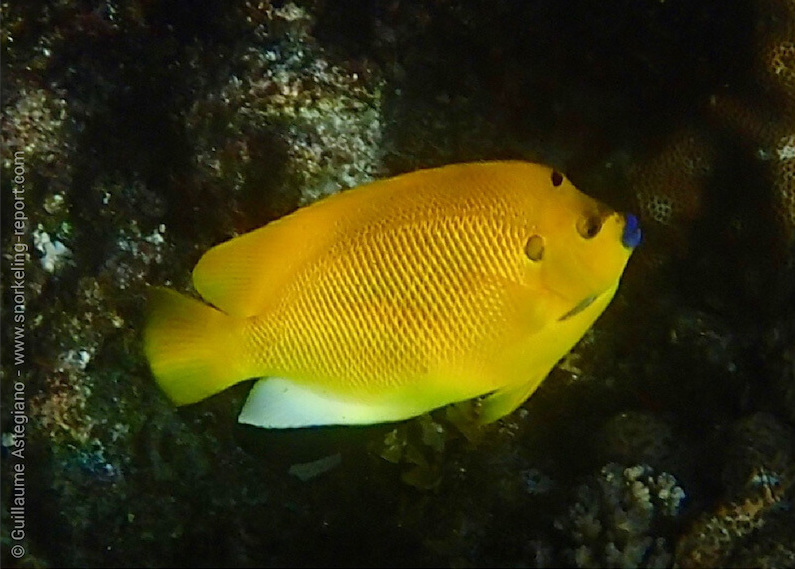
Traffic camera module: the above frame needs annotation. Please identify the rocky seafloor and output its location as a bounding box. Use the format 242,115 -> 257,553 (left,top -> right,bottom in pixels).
1,1 -> 794,567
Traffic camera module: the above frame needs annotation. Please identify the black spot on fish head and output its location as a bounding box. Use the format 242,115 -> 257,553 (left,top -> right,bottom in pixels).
524,234 -> 545,262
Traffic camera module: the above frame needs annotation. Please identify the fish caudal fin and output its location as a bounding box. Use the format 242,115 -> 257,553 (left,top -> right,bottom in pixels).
143,287 -> 250,406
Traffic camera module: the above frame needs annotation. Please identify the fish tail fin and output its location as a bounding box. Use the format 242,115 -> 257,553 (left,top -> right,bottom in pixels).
143,287 -> 252,406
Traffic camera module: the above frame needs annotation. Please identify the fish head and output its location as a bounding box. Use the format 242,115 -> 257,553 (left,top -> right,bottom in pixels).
519,168 -> 639,312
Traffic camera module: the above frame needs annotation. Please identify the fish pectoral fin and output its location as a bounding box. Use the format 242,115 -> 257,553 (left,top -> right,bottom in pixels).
238,378 -> 416,429
500,279 -> 568,337
476,372 -> 548,425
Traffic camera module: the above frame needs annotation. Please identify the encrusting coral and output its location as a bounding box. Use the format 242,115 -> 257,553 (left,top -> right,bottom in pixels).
555,463 -> 686,569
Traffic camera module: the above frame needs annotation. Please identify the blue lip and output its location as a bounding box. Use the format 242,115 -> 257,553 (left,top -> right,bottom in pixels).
622,213 -> 642,249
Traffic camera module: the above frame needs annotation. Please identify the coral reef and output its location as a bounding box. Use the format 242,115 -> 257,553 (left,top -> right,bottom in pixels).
627,129 -> 716,269
186,2 -> 386,215
709,0 -> 795,247
554,463 -> 686,569
2,0 -> 795,567
597,411 -> 676,470
674,413 -> 795,568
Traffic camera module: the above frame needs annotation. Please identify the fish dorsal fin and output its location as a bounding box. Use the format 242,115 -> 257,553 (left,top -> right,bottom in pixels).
192,161 -> 537,317
192,182 -> 395,318
238,377 -> 416,428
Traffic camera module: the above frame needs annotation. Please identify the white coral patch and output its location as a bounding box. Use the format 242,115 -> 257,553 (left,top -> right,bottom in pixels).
33,226 -> 71,273
777,134 -> 795,161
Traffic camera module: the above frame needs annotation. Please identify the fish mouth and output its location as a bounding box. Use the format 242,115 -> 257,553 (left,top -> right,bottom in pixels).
621,213 -> 642,249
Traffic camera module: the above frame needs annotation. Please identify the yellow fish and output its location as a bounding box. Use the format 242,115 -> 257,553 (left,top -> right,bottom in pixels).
144,161 -> 640,428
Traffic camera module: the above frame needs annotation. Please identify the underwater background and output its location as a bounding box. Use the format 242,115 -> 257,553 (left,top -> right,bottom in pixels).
1,0 -> 794,566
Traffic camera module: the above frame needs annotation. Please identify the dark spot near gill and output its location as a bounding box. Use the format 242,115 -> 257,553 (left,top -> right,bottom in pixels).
551,171 -> 564,187
524,234 -> 545,261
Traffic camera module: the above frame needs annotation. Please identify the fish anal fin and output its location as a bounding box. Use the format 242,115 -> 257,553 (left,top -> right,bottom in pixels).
238,377 -> 418,429
237,358 -> 506,429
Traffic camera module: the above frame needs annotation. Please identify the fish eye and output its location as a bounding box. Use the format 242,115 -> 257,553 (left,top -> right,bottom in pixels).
524,234 -> 545,261
577,215 -> 603,239
551,171 -> 564,187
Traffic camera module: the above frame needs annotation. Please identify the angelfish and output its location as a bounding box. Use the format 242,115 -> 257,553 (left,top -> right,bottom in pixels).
144,161 -> 641,428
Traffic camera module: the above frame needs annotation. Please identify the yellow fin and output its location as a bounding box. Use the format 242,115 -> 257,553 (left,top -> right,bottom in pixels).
192,182 -> 393,318
143,287 -> 250,405
477,372 -> 548,424
191,162 -> 517,318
